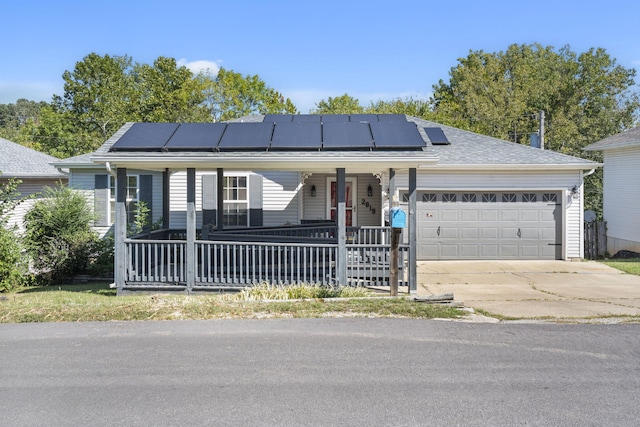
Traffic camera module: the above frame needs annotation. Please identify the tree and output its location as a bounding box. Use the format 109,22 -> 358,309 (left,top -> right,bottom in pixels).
0,99 -> 48,143
203,67 -> 297,121
431,43 -> 640,214
0,177 -> 29,292
365,97 -> 434,118
432,44 -> 639,153
55,53 -> 136,141
133,56 -> 210,122
311,94 -> 363,114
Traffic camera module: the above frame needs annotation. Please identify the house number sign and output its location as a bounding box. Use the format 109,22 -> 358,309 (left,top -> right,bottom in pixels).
361,198 -> 376,214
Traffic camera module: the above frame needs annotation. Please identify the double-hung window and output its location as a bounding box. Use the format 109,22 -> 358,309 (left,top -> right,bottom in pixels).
109,175 -> 139,225
223,175 -> 248,227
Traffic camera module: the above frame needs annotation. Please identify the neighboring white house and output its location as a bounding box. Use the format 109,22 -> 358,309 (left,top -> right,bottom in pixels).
54,114 -> 600,261
0,137 -> 67,232
584,127 -> 640,255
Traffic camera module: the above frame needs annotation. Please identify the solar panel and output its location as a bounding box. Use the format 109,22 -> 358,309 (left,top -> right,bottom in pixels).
263,114 -> 293,123
349,114 -> 378,123
110,123 -> 179,151
320,114 -> 350,123
424,127 -> 450,145
377,114 -> 407,122
270,122 -> 321,150
217,122 -> 274,151
322,122 -> 373,150
164,123 -> 227,151
292,114 -> 321,123
371,121 -> 426,150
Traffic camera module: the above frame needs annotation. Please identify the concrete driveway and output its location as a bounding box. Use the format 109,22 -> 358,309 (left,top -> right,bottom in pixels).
417,260 -> 640,321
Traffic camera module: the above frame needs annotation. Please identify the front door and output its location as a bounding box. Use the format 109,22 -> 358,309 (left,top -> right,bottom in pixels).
327,178 -> 357,226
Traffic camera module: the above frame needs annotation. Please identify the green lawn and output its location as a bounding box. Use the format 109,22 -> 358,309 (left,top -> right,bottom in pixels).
0,282 -> 462,323
600,258 -> 640,276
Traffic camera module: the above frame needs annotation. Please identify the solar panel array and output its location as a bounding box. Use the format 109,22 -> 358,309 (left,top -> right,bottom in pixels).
109,115 -> 442,152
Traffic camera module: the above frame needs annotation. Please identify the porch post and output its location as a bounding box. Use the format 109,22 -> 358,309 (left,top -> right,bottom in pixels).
216,168 -> 224,231
115,167 -> 127,293
388,168 -> 395,226
336,168 -> 347,285
162,168 -> 170,230
186,168 -> 196,292
408,167 -> 417,294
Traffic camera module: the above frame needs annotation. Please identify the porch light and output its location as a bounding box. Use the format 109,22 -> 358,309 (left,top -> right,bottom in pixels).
367,184 -> 373,197
311,184 -> 317,197
571,185 -> 580,200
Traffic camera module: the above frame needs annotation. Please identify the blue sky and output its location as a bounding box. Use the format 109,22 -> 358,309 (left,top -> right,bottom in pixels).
1,0 -> 639,113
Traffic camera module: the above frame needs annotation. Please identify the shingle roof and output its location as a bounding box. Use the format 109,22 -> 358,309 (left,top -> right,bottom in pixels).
70,115 -> 599,171
407,117 -> 598,167
583,126 -> 640,151
0,137 -> 66,178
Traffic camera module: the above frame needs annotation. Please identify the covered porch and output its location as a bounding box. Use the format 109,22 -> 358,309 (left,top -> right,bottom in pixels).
92,118 -> 438,295
111,166 -> 420,295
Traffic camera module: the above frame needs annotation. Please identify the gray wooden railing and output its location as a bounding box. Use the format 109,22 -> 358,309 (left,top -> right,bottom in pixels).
124,226 -> 406,291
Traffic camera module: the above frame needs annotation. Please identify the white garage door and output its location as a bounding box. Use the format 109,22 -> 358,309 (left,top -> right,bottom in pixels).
413,191 -> 562,260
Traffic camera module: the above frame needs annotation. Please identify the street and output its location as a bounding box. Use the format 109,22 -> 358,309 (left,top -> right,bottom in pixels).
1,319 -> 639,426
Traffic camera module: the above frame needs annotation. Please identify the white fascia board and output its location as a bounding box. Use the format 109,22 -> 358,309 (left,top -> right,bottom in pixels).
423,163 -> 602,171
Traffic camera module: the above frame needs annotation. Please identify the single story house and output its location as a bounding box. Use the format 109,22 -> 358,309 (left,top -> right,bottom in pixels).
54,114 -> 599,294
0,137 -> 67,232
584,126 -> 640,254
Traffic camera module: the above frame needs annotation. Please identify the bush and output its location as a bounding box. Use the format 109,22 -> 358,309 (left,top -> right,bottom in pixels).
88,233 -> 114,276
24,184 -> 97,283
0,177 -> 29,292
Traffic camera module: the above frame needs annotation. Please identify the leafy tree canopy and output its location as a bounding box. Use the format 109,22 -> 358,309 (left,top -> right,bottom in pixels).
203,67 -> 297,122
311,94 -> 364,114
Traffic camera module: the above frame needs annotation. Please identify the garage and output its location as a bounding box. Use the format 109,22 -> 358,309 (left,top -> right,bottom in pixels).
412,191 -> 562,260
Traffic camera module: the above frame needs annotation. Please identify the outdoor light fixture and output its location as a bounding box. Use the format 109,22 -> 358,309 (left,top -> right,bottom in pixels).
311,184 -> 317,197
367,184 -> 373,197
571,185 -> 580,200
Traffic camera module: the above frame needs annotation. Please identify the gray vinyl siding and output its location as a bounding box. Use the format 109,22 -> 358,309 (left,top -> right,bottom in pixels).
260,172 -> 299,226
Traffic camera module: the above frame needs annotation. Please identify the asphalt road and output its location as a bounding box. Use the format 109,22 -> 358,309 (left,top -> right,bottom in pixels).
1,319 -> 639,426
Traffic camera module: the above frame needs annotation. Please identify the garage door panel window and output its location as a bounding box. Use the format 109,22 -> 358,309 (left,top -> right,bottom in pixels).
443,193 -> 457,203
482,193 -> 497,203
502,193 -> 517,203
523,193 -> 537,203
462,193 -> 476,202
543,193 -> 558,203
422,193 -> 436,202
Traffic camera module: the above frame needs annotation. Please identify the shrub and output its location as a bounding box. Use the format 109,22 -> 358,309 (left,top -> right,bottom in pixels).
24,184 -> 97,283
0,177 -> 29,292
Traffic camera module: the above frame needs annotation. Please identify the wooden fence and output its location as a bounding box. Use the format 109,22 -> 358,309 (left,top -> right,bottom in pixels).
584,221 -> 606,260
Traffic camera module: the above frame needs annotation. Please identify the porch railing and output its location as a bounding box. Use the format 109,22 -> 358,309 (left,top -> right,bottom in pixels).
124,226 -> 407,291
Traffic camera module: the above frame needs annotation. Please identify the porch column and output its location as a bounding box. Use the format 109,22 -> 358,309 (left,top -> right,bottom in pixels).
408,168 -> 417,294
115,167 -> 127,293
336,168 -> 347,285
186,168 -> 196,292
388,168 -> 395,226
162,168 -> 170,230
216,168 -> 224,231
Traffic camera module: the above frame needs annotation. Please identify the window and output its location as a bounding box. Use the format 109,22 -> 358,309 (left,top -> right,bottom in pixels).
442,193 -> 457,203
109,175 -> 139,225
402,193 -> 409,203
543,193 -> 557,203
502,193 -> 517,203
422,193 -> 436,202
223,176 -> 248,227
482,193 -> 497,203
522,193 -> 537,203
462,193 -> 476,203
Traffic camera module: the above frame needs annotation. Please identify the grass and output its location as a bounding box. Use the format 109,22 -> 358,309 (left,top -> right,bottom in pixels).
0,282 -> 462,323
600,258 -> 640,276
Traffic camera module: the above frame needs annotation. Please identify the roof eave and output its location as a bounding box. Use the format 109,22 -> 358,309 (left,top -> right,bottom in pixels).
424,163 -> 602,171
